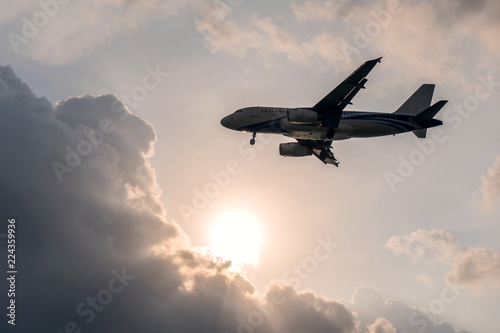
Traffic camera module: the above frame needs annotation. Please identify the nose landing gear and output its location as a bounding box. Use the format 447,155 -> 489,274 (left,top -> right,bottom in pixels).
250,131 -> 256,145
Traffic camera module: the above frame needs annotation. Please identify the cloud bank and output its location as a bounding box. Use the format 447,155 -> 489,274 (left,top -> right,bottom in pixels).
0,66 -> 469,332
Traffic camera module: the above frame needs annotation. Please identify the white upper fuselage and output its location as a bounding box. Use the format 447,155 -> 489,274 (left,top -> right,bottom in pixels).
220,106 -> 439,141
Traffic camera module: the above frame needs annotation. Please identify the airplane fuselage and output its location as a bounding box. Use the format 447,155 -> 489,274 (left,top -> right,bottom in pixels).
220,58 -> 446,166
220,106 -> 442,141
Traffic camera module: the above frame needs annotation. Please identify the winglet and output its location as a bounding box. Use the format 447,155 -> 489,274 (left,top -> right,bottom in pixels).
364,57 -> 382,65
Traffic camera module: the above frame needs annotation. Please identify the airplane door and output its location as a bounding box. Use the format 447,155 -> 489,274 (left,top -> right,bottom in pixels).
251,108 -> 259,117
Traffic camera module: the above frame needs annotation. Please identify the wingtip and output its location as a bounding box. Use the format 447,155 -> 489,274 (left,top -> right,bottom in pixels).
364,57 -> 382,65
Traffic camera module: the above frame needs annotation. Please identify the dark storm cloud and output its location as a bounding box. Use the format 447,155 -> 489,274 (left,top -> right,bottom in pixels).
0,65 -> 360,333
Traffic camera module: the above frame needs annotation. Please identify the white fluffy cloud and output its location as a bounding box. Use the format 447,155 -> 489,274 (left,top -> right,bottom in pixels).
367,317 -> 396,333
0,66 -> 471,332
387,230 -> 500,291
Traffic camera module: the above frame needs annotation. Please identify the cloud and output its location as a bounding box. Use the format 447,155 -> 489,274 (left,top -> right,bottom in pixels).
0,66 -> 471,332
196,5 -> 315,64
0,1 -> 39,25
290,1 -> 341,22
196,3 -> 356,69
474,156 -> 500,212
196,0 -> 500,90
346,287 -> 469,333
3,0 -> 203,65
290,0 -> 375,22
4,0 -> 500,83
195,4 -> 264,58
386,229 -> 462,265
367,317 -> 396,333
387,230 -> 500,291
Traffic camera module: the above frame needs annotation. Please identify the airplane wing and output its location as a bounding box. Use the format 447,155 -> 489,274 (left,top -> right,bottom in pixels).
298,139 -> 339,166
314,57 -> 382,129
295,58 -> 382,166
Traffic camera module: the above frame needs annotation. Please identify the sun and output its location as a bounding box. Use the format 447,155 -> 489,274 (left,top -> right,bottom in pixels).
209,210 -> 262,269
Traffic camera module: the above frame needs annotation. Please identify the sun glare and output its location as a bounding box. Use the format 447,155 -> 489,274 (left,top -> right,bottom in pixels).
209,211 -> 262,269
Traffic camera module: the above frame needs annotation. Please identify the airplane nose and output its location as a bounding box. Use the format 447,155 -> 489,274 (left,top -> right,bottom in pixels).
220,115 -> 232,129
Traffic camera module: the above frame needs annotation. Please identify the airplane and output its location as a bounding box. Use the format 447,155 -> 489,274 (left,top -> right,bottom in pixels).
220,57 -> 447,166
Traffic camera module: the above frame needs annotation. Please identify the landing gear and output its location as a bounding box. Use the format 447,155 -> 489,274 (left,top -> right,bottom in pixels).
250,132 -> 256,145
326,128 -> 335,139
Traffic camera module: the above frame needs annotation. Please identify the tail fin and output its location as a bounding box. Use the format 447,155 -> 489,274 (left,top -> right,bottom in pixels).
394,84 -> 435,115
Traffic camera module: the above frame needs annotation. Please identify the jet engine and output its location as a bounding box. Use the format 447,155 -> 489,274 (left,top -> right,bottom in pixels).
279,143 -> 313,157
287,109 -> 320,124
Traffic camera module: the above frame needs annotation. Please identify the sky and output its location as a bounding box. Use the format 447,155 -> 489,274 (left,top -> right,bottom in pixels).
1,0 -> 500,332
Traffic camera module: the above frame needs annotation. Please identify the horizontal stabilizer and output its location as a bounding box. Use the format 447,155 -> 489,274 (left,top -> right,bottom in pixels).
394,84 -> 435,115
413,100 -> 448,122
412,129 -> 427,138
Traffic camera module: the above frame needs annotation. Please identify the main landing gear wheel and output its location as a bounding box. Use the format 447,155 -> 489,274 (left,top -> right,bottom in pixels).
250,132 -> 256,145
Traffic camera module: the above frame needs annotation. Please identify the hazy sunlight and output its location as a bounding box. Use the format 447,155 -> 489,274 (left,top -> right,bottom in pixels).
209,210 -> 262,269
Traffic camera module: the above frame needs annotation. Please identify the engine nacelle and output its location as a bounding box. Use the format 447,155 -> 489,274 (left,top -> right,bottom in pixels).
288,109 -> 320,124
279,143 -> 312,157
